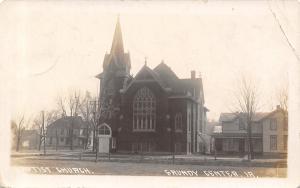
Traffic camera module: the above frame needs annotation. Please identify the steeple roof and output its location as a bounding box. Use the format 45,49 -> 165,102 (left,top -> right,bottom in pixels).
110,16 -> 124,55
99,17 -> 131,74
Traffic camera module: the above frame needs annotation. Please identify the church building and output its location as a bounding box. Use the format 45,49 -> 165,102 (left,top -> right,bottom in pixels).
96,18 -> 208,154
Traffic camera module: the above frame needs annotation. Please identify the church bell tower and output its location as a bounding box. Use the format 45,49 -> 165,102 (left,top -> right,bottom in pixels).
96,17 -> 131,130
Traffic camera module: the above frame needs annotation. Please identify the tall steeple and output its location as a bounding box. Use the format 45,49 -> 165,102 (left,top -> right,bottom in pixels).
110,16 -> 124,55
101,16 -> 131,72
97,16 -> 130,132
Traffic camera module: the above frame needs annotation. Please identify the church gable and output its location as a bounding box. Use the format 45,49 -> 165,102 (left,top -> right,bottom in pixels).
153,62 -> 178,80
122,65 -> 167,94
135,65 -> 159,81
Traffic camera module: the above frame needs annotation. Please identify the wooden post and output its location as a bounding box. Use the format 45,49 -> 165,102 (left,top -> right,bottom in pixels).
55,129 -> 58,151
95,138 -> 98,162
214,137 -> 217,160
38,128 -> 42,151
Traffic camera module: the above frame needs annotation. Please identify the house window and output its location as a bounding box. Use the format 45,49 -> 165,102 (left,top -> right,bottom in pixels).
228,139 -> 234,150
175,113 -> 183,131
270,135 -> 277,150
60,128 -> 64,135
270,118 -> 277,130
284,135 -> 288,150
239,119 -> 245,130
49,137 -> 53,145
60,137 -> 64,142
133,87 -> 156,132
284,117 -> 288,131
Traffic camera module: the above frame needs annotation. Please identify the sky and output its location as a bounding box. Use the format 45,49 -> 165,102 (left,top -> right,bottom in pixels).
0,0 -> 298,121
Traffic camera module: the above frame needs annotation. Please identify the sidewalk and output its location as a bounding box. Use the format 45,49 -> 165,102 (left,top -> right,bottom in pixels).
11,150 -> 287,168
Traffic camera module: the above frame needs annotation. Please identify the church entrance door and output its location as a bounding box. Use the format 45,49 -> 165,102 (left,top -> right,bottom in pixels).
97,123 -> 112,153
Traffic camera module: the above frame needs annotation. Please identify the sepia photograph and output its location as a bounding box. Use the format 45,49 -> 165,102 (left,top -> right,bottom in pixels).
0,0 -> 300,187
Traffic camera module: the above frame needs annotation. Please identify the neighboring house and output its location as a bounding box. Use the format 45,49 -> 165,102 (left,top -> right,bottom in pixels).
261,107 -> 288,156
46,116 -> 89,149
95,18 -> 208,154
20,130 -> 40,150
212,105 -> 287,157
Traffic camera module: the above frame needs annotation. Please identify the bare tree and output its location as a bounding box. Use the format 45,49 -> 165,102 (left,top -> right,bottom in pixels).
57,91 -> 81,117
78,91 -> 95,149
277,85 -> 288,112
11,114 -> 31,152
79,91 -> 93,121
83,99 -> 99,152
46,110 -> 59,126
68,91 -> 81,117
56,90 -> 82,150
57,96 -> 67,117
233,75 -> 260,160
33,113 -> 44,151
33,110 -> 59,152
70,91 -> 81,150
277,85 -> 288,129
33,110 -> 59,130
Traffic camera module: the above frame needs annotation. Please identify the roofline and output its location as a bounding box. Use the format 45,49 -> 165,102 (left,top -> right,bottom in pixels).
122,65 -> 167,93
259,108 -> 287,121
168,95 -> 199,103
218,111 -> 275,123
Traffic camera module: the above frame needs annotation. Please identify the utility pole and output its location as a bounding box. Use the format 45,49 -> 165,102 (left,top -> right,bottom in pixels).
171,115 -> 175,164
42,111 -> 46,155
89,100 -> 98,152
39,123 -> 42,151
89,100 -> 99,161
85,100 -> 90,150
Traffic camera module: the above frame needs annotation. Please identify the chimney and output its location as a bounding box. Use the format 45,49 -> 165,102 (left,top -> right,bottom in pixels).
191,70 -> 196,79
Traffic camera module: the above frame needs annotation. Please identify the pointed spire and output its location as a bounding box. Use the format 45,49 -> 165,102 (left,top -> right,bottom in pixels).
110,16 -> 124,55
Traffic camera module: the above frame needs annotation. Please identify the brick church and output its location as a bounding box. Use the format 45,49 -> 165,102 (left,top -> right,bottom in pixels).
96,18 -> 208,154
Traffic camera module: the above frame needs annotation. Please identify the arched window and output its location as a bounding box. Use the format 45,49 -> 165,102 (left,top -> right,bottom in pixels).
133,87 -> 156,131
175,113 -> 182,131
98,124 -> 111,135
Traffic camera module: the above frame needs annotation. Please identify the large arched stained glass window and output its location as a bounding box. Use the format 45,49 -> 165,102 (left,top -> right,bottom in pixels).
133,87 -> 156,131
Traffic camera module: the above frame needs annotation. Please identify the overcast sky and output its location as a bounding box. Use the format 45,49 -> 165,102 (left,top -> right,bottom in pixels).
0,0 -> 298,121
